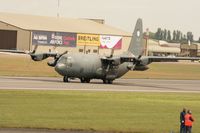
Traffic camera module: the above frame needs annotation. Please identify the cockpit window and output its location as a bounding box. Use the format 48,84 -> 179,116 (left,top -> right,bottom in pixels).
58,56 -> 73,67
58,56 -> 67,64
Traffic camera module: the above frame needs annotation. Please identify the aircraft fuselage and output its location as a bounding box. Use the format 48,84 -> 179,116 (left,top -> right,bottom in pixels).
55,53 -> 129,81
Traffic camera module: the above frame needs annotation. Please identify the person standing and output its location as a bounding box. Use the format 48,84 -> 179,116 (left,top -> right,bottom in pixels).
185,110 -> 194,133
180,108 -> 186,133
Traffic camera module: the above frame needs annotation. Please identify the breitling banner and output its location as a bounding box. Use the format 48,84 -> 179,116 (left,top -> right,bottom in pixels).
32,31 -> 76,47
100,35 -> 122,49
77,34 -> 100,46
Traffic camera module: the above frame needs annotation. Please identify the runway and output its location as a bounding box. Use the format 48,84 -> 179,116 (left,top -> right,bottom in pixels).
0,76 -> 200,92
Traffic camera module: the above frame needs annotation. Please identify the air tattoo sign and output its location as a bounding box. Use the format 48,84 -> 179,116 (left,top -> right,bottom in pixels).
32,31 -> 76,47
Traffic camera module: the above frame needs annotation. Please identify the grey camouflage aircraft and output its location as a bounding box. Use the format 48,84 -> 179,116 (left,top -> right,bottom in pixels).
1,19 -> 200,84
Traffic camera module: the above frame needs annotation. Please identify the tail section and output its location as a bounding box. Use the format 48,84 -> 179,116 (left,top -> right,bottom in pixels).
128,18 -> 144,57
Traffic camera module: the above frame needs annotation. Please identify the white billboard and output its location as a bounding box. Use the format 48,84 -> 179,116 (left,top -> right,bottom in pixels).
100,35 -> 122,49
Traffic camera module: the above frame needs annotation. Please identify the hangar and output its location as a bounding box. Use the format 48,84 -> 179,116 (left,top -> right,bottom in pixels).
180,43 -> 200,57
147,40 -> 180,56
0,12 -> 131,55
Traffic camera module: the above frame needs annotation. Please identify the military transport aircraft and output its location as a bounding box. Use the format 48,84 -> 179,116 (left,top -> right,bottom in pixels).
1,19 -> 200,84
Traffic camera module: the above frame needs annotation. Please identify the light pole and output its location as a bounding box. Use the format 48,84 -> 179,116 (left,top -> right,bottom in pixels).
57,0 -> 60,18
144,28 -> 149,56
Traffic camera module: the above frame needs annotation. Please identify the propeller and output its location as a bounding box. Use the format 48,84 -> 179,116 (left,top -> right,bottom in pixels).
47,50 -> 68,67
28,45 -> 57,61
32,45 -> 38,54
133,50 -> 149,71
27,45 -> 69,67
109,48 -> 114,58
0,45 -> 68,67
125,50 -> 149,71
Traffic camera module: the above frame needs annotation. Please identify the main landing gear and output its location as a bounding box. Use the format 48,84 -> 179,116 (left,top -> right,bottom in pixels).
63,76 -> 113,84
63,76 -> 69,82
103,79 -> 113,84
80,77 -> 90,83
63,76 -> 91,83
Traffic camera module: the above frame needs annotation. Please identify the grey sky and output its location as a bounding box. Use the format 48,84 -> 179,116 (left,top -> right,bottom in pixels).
0,0 -> 200,39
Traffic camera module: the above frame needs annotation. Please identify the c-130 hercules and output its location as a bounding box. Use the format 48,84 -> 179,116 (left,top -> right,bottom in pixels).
2,19 -> 200,84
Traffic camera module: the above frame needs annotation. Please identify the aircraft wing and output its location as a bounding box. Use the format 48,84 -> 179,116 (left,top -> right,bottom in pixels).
30,53 -> 58,61
146,56 -> 200,63
0,49 -> 58,61
101,55 -> 200,71
101,56 -> 138,67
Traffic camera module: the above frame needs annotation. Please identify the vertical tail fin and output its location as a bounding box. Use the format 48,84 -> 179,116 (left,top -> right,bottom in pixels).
128,18 -> 143,57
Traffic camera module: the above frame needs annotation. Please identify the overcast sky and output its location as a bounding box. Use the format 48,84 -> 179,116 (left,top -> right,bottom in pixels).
0,0 -> 200,39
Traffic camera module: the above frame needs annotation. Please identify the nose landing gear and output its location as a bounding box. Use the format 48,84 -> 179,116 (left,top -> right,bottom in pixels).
63,76 -> 69,82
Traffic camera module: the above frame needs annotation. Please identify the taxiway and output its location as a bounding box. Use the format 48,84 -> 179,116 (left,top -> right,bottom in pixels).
0,76 -> 200,93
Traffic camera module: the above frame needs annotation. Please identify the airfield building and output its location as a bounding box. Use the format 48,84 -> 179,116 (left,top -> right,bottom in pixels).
0,12 -> 188,57
147,40 -> 180,56
180,43 -> 200,57
0,12 -> 132,56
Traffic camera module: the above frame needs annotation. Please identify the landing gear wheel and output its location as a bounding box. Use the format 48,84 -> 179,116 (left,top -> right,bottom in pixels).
80,78 -> 85,83
108,80 -> 113,84
63,76 -> 69,82
103,79 -> 113,84
80,78 -> 90,83
85,79 -> 90,83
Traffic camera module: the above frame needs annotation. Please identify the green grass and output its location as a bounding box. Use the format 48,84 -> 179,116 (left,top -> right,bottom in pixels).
0,90 -> 199,133
0,54 -> 59,77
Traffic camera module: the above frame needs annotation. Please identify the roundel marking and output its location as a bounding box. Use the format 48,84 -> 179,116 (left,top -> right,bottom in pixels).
137,30 -> 140,37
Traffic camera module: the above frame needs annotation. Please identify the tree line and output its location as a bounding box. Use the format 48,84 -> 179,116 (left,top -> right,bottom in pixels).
146,28 -> 200,43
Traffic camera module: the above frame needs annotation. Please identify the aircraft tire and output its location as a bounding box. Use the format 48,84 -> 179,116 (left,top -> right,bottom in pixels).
80,78 -> 85,83
80,78 -> 90,83
63,76 -> 69,82
85,79 -> 90,83
103,79 -> 113,84
103,79 -> 107,84
108,80 -> 113,84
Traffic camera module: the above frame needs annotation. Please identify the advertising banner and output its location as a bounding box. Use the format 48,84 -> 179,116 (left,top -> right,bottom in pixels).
32,31 -> 48,45
100,35 -> 122,49
77,34 -> 100,46
32,31 -> 76,47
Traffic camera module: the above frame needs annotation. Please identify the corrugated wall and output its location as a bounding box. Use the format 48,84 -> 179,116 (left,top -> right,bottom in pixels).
0,22 -> 30,50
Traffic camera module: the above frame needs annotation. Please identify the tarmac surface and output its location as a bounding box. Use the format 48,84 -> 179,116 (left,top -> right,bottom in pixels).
0,76 -> 200,93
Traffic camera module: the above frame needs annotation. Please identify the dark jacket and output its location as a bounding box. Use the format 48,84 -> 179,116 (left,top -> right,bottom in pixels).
180,111 -> 186,124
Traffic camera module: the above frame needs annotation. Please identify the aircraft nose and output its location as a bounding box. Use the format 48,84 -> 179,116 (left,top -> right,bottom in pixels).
55,63 -> 66,75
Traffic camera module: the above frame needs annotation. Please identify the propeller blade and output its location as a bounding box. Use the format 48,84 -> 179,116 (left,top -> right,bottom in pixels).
60,50 -> 68,56
32,45 -> 38,54
110,49 -> 114,58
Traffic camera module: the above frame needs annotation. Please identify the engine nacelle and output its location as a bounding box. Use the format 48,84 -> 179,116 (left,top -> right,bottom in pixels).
47,60 -> 57,67
30,54 -> 48,61
134,65 -> 149,71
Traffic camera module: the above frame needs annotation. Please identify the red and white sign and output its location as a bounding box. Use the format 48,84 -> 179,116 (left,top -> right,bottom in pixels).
100,35 -> 122,49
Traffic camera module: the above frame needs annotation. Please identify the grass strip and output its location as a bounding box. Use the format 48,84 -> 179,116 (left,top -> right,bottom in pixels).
0,90 -> 199,133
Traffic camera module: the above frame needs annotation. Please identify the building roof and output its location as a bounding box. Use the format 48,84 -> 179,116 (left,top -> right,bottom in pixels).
0,12 -> 131,36
159,40 -> 180,48
193,43 -> 200,48
148,45 -> 180,53
181,43 -> 200,49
